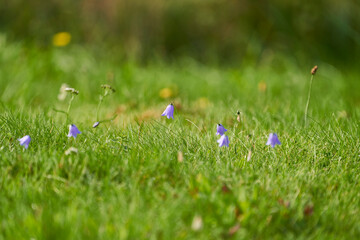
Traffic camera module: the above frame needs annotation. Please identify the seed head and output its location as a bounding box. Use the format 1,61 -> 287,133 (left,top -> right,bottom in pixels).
311,65 -> 318,75
101,84 -> 115,92
65,88 -> 79,95
236,111 -> 241,122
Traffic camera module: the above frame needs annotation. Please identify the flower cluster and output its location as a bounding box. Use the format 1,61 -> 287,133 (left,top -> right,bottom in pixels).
19,124 -> 82,149
159,103 -> 281,150
18,100 -> 281,151
19,66 -> 323,151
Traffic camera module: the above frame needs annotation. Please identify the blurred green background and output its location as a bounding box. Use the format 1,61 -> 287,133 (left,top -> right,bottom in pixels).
1,0 -> 359,65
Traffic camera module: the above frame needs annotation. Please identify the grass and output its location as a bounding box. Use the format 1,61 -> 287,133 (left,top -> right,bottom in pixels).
1,39 -> 360,239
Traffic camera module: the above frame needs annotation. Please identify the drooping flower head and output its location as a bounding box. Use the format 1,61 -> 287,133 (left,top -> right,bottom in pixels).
266,133 -> 281,148
217,135 -> 229,147
216,124 -> 227,136
67,124 -> 81,138
161,103 -> 174,119
58,83 -> 70,101
93,121 -> 100,128
65,87 -> 79,95
18,135 -> 31,149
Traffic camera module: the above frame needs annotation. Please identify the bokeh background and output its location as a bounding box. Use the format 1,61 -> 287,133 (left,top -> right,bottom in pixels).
1,0 -> 359,66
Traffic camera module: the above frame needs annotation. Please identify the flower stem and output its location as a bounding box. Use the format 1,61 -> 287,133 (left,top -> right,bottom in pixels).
304,75 -> 314,126
96,96 -> 103,121
66,95 -> 75,123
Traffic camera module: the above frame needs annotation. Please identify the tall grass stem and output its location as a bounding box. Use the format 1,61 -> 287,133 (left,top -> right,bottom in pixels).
96,96 -> 103,121
304,75 -> 314,126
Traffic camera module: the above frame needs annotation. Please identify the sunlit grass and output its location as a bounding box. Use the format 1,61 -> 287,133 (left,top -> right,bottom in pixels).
1,42 -> 360,239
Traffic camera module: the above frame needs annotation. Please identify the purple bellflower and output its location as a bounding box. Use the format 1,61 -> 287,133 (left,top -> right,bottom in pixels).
216,124 -> 227,136
266,133 -> 281,148
161,103 -> 174,119
217,135 -> 229,147
18,135 -> 31,149
68,124 -> 81,138
93,121 -> 100,128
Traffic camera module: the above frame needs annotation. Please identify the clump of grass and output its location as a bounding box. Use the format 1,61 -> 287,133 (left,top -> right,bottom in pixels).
1,44 -> 360,239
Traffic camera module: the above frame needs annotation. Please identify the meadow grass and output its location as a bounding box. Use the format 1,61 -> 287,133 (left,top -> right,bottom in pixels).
1,40 -> 360,239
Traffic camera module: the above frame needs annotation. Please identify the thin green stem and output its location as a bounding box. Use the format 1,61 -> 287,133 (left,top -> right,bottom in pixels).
100,114 -> 117,123
185,119 -> 201,132
96,96 -> 103,121
66,95 -> 75,123
304,75 -> 314,126
52,108 -> 67,115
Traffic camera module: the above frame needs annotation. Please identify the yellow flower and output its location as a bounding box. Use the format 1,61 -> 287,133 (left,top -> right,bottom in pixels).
337,110 -> 348,119
159,88 -> 173,99
52,32 -> 71,47
258,81 -> 267,92
195,97 -> 211,109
